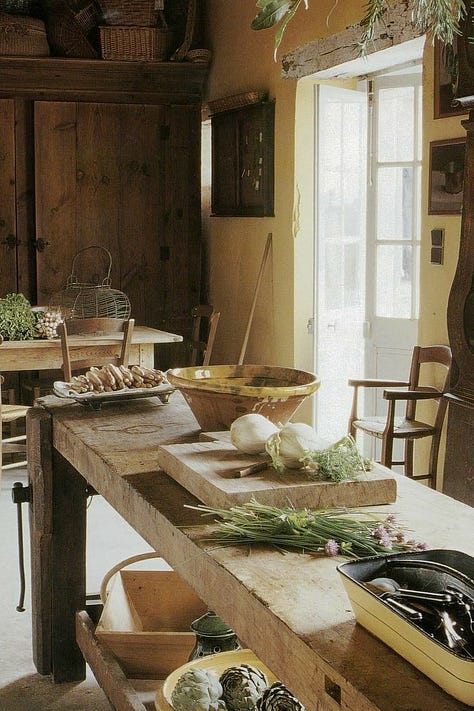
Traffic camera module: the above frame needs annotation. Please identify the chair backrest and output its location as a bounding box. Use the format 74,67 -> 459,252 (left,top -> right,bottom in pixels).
188,305 -> 220,366
58,317 -> 135,382
406,344 -> 452,423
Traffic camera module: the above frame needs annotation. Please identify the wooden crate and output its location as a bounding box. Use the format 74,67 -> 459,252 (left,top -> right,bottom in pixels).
96,569 -> 207,678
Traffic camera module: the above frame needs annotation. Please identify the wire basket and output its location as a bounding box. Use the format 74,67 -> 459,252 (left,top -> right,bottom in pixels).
51,246 -> 131,319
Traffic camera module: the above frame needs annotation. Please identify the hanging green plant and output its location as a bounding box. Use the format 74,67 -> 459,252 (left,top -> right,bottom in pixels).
251,0 -> 468,58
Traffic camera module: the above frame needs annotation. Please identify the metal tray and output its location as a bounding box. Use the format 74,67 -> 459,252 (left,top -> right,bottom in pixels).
53,380 -> 175,410
338,549 -> 474,706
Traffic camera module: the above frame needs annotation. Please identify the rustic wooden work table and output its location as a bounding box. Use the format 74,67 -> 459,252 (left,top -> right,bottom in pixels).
0,326 -> 181,373
27,393 -> 474,711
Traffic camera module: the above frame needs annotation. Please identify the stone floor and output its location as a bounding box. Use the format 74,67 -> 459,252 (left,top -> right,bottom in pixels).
0,465 -> 155,710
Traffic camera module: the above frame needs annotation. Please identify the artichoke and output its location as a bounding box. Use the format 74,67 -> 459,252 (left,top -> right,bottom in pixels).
171,668 -> 227,711
220,663 -> 269,710
256,682 -> 306,711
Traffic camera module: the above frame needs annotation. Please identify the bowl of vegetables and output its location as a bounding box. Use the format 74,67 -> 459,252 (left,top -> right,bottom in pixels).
166,364 -> 320,431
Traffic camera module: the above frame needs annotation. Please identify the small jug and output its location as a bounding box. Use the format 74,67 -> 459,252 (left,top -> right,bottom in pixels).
188,610 -> 240,660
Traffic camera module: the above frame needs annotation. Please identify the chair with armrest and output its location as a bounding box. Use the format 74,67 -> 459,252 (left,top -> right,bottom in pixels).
348,344 -> 452,489
186,305 -> 220,367
58,317 -> 135,382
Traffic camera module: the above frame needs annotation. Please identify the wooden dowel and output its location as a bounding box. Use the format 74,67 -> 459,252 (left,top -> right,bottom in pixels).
232,460 -> 270,478
238,232 -> 273,366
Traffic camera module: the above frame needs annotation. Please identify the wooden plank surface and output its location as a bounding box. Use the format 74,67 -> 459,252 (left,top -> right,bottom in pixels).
0,58 -> 207,104
156,440 -> 397,508
0,326 -> 181,372
32,393 -> 474,710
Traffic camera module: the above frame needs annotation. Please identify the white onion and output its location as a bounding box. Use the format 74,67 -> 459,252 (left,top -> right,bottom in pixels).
230,413 -> 279,454
266,422 -> 329,471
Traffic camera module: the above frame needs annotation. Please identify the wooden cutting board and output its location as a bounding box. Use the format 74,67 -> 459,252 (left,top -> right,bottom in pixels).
155,440 -> 397,509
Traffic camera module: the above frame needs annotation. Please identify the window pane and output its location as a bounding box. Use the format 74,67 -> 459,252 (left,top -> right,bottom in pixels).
376,245 -> 413,317
377,86 -> 414,162
377,167 -> 413,241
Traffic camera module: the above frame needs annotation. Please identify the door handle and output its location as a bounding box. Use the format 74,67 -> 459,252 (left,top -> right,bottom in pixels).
33,238 -> 50,252
1,234 -> 19,249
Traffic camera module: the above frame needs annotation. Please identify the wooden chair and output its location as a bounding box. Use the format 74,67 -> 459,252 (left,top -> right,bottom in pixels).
1,342 -> 29,473
58,317 -> 135,382
348,344 -> 452,489
186,305 -> 220,366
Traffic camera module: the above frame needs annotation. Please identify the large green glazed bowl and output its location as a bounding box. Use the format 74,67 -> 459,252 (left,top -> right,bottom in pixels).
166,364 -> 320,431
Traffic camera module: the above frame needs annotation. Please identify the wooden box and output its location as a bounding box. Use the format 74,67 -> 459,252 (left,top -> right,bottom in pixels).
95,569 -> 207,678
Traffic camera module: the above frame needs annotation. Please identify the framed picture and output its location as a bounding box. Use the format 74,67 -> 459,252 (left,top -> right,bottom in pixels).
434,39 -> 467,119
428,137 -> 466,214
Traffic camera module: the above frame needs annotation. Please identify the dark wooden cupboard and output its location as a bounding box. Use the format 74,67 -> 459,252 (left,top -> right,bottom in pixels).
0,57 -> 207,365
443,17 -> 474,505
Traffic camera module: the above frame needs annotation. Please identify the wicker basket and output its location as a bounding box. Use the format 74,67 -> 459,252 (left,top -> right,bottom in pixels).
44,0 -> 100,58
100,25 -> 173,61
0,13 -> 49,56
98,0 -> 163,26
0,1 -> 39,15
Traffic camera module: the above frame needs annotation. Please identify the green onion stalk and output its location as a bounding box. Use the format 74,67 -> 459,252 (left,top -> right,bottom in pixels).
186,499 -> 428,559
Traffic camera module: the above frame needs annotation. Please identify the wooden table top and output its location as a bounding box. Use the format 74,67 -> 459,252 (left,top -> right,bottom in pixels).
0,326 -> 182,372
35,393 -> 474,711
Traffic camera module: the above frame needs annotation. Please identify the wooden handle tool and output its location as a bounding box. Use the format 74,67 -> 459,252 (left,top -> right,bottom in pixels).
233,460 -> 270,478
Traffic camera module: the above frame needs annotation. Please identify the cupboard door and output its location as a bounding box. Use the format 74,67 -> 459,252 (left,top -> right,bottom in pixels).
34,101 -> 201,333
0,99 -> 19,296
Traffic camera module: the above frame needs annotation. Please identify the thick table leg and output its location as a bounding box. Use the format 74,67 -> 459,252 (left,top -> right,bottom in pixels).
28,407 -> 87,682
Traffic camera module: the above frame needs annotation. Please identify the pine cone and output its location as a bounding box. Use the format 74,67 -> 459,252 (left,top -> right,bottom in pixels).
256,682 -> 306,711
220,664 -> 269,711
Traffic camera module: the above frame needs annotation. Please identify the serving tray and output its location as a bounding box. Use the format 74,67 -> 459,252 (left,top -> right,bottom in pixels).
53,381 -> 175,409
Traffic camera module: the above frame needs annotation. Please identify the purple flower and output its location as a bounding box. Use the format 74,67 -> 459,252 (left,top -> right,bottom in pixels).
324,539 -> 339,556
385,514 -> 397,524
373,524 -> 387,540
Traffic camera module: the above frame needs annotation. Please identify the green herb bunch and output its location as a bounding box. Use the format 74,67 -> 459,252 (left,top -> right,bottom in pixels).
189,499 -> 428,559
0,293 -> 36,341
300,435 -> 372,482
252,0 -> 468,58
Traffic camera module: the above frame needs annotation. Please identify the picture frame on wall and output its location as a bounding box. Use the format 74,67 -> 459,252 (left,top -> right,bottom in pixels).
434,39 -> 467,119
428,137 -> 466,214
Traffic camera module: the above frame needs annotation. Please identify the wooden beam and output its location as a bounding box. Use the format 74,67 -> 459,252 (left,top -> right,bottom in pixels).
281,2 -> 423,80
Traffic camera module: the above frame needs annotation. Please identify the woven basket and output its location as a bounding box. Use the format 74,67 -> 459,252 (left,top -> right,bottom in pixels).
98,0 -> 163,26
0,1 -> 39,15
100,25 -> 173,61
44,0 -> 100,58
0,13 -> 49,56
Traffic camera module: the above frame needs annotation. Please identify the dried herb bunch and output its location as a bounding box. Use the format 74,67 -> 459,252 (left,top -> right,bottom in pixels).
188,499 -> 428,558
252,0 -> 468,57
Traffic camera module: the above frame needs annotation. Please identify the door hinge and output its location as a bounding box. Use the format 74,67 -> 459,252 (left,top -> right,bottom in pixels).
307,317 -> 314,336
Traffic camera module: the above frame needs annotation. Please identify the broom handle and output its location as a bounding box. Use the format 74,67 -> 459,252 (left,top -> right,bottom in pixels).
238,232 -> 272,366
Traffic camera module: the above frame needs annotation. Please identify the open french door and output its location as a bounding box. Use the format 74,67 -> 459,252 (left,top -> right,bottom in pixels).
313,69 -> 421,451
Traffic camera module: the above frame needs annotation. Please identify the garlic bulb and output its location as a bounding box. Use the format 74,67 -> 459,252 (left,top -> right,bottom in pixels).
34,310 -> 63,340
171,668 -> 226,711
265,422 -> 328,473
230,414 -> 279,455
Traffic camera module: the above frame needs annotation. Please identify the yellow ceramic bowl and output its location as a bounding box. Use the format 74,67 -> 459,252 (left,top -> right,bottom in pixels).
155,648 -> 278,711
166,364 -> 320,431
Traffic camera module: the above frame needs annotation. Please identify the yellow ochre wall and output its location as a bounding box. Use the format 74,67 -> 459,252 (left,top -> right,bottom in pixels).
203,2 -> 465,410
